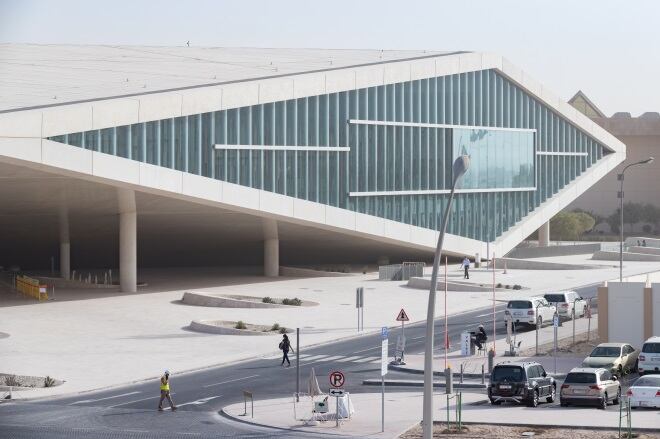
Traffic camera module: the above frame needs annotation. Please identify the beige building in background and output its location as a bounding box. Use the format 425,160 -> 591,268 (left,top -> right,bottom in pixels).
569,91 -> 660,225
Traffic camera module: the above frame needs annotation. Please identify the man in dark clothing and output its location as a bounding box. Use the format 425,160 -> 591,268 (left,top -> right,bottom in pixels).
279,334 -> 294,367
473,324 -> 488,350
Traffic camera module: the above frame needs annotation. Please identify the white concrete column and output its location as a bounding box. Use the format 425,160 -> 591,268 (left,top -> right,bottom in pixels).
262,219 -> 279,277
118,189 -> 137,292
59,206 -> 70,280
538,220 -> 550,247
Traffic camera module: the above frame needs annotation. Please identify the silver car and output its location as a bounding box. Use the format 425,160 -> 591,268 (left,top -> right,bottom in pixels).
560,367 -> 621,409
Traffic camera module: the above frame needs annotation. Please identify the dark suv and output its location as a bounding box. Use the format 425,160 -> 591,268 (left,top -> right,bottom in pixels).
488,361 -> 556,407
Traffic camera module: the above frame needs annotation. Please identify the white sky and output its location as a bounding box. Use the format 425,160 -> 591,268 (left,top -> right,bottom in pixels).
1,0 -> 658,116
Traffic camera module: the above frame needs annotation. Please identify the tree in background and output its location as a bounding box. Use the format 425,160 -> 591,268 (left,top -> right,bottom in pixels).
550,212 -> 581,241
573,212 -> 595,236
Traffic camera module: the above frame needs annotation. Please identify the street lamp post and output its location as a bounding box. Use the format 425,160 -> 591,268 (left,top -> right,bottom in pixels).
618,157 -> 654,281
422,155 -> 470,439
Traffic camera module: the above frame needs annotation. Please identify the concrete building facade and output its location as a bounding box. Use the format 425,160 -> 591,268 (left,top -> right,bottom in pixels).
0,45 -> 625,291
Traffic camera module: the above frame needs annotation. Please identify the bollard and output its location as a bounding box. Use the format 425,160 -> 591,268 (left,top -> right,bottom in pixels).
459,364 -> 464,384
488,349 -> 494,374
445,366 -> 453,394
481,364 -> 485,384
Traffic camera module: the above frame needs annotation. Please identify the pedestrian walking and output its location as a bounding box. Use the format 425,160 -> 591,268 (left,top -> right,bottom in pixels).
279,334 -> 294,367
461,257 -> 471,279
158,370 -> 177,411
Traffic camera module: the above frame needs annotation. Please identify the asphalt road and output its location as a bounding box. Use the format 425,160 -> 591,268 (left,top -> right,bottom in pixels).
0,282 -> 604,438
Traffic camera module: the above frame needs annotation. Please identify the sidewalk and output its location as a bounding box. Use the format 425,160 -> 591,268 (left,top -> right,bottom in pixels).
392,313 -> 597,379
222,391 -> 660,438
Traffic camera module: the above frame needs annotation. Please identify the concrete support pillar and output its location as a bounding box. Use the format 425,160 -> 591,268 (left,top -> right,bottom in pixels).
59,206 -> 70,280
118,189 -> 137,292
262,219 -> 279,277
538,221 -> 550,247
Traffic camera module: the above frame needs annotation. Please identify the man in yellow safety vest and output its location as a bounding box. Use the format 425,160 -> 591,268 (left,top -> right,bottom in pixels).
158,370 -> 177,411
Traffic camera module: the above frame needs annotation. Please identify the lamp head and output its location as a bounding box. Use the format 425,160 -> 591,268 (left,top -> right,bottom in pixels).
452,155 -> 470,184
643,157 -> 655,164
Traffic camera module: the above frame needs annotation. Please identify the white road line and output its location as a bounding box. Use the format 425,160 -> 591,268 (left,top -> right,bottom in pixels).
202,375 -> 259,388
353,356 -> 378,363
410,336 -> 425,340
301,354 -> 329,362
163,395 -> 222,410
353,346 -> 381,354
110,393 -> 175,408
70,391 -> 141,405
340,356 -> 362,362
317,355 -> 343,362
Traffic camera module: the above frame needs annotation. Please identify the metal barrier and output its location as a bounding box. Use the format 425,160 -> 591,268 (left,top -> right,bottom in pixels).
445,392 -> 462,432
242,390 -> 253,418
378,262 -> 424,280
15,275 -> 48,301
619,396 -> 632,439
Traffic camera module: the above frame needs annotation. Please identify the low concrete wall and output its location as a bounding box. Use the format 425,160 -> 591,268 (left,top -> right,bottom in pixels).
181,291 -> 317,308
592,250 -> 660,261
33,276 -> 115,289
489,257 -> 598,270
280,266 -> 354,277
627,246 -> 660,255
507,244 -> 600,259
407,277 -> 513,292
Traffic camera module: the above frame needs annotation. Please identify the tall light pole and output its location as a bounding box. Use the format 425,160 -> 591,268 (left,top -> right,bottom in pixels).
422,155 -> 470,439
618,157 -> 654,281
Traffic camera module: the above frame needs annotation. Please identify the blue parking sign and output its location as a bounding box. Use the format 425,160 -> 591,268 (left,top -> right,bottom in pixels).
381,326 -> 388,339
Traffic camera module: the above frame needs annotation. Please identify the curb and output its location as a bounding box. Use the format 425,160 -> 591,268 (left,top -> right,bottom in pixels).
218,408 -> 349,437
389,364 -> 568,381
362,379 -> 486,389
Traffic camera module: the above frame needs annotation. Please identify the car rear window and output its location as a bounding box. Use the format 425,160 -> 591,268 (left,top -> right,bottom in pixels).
544,294 -> 565,303
633,376 -> 660,387
564,372 -> 597,384
492,366 -> 524,381
508,301 -> 532,309
642,342 -> 660,354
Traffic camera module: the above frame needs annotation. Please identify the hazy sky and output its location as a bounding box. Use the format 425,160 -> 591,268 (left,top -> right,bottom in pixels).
1,0 -> 658,116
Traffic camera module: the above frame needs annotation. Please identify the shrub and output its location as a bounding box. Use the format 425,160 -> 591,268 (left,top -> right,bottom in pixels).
505,285 -> 511,289
44,376 -> 55,387
496,283 -> 503,288
262,297 -> 275,304
282,297 -> 302,306
279,327 -> 288,334
512,284 -> 522,290
4,375 -> 21,387
271,323 -> 280,331
235,321 -> 247,330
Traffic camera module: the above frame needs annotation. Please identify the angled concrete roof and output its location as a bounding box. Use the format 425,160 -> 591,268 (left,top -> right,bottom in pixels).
0,44 -> 461,112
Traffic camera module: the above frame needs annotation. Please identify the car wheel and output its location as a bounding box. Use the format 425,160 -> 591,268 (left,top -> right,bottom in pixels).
527,390 -> 539,407
546,385 -> 556,403
612,387 -> 621,405
599,393 -> 608,410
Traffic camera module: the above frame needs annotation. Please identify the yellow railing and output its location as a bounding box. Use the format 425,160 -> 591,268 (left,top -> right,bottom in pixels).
15,275 -> 48,301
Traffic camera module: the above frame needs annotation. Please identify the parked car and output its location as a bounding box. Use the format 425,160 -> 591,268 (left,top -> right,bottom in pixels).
504,297 -> 557,328
581,343 -> 639,376
543,291 -> 588,319
488,361 -> 556,407
638,336 -> 660,375
560,367 -> 621,409
627,375 -> 660,408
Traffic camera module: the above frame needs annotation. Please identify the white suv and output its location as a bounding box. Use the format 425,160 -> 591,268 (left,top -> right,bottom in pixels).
505,297 -> 557,328
638,336 -> 660,376
543,291 -> 588,320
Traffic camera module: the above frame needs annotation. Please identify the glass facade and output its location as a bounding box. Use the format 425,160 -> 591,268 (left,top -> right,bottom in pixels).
453,128 -> 535,190
49,69 -> 607,243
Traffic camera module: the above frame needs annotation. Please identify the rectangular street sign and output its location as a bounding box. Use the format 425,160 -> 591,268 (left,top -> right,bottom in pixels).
381,338 -> 389,376
381,326 -> 388,339
329,388 -> 345,397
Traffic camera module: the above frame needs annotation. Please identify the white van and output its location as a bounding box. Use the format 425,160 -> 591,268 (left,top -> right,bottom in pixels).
638,336 -> 660,375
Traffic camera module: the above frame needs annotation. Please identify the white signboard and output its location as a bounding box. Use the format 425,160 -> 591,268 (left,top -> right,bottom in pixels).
553,314 -> 559,328
329,388 -> 346,397
460,331 -> 471,356
381,338 -> 389,376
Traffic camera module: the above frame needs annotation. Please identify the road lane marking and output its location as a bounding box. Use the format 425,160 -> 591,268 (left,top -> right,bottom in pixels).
69,391 -> 141,405
353,356 -> 378,363
202,375 -> 259,388
298,354 -> 327,362
353,346 -> 380,354
110,393 -> 176,408
340,356 -> 362,362
163,395 -> 222,410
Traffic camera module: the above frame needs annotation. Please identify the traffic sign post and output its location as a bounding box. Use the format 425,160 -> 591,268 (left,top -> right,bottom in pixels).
553,313 -> 559,375
356,287 -> 364,332
329,371 -> 345,427
394,309 -> 410,364
381,326 -> 388,433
